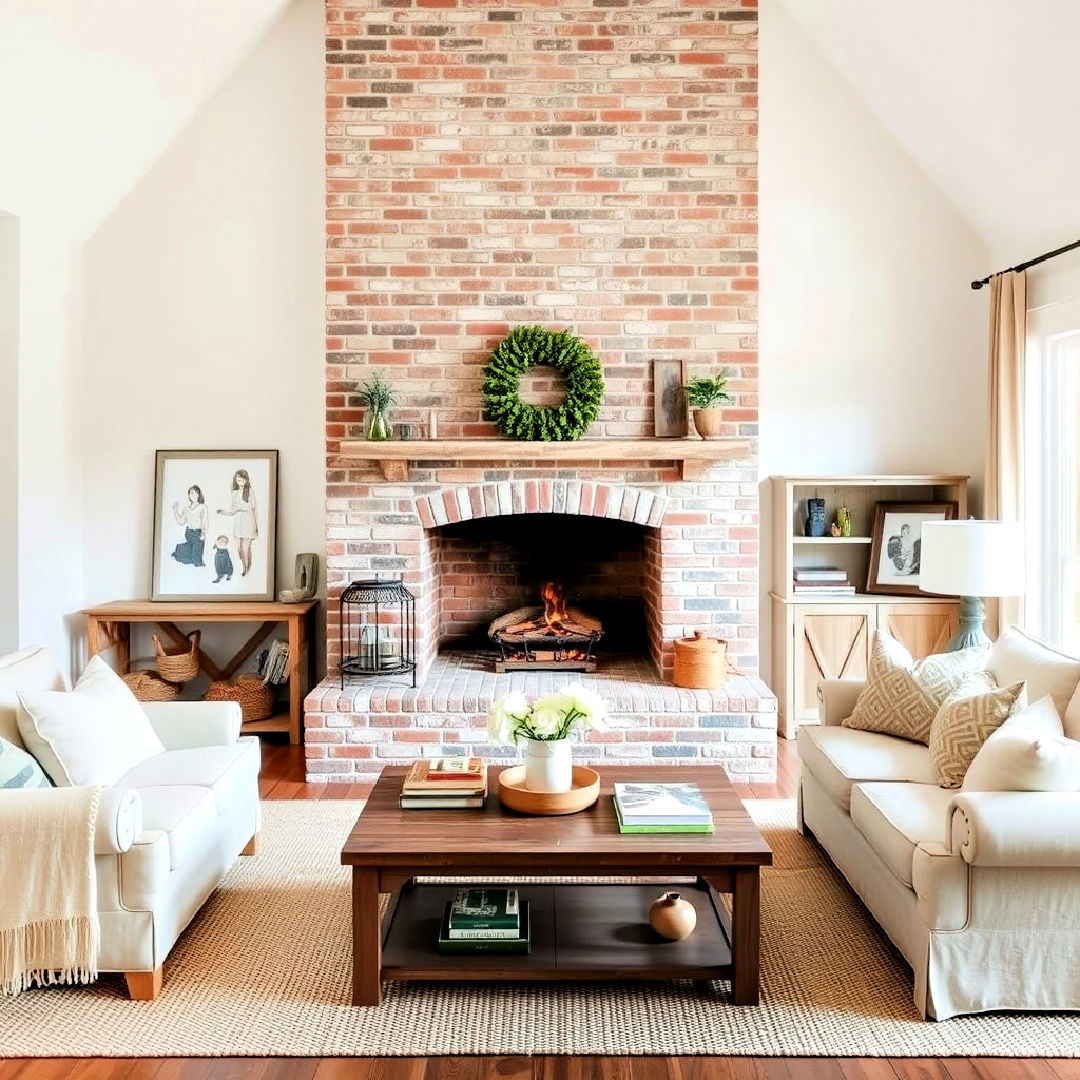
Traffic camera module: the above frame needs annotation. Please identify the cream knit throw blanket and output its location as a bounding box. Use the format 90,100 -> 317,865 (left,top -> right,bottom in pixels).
0,785 -> 102,996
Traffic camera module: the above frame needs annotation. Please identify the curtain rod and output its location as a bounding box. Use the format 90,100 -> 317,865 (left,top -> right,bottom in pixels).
971,237 -> 1080,290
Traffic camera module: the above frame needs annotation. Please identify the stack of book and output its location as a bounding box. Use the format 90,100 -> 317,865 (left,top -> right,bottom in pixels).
257,640 -> 291,684
399,756 -> 488,809
438,887 -> 531,954
613,782 -> 714,834
792,567 -> 856,596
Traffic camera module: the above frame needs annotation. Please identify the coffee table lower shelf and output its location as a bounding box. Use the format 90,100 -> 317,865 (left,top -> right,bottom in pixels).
379,880 -> 733,985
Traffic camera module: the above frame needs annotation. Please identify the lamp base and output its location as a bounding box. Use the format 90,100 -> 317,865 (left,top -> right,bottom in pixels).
945,595 -> 989,652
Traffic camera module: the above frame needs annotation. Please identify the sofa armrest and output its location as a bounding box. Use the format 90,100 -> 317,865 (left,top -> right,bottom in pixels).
950,792 -> 1080,867
96,787 -> 142,855
817,679 -> 865,726
0,787 -> 140,856
141,700 -> 242,749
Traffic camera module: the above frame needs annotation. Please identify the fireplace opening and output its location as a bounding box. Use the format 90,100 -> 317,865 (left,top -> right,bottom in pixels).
431,514 -> 651,669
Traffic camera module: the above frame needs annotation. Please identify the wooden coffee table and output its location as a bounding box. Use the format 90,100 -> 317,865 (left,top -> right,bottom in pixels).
340,764 -> 772,1006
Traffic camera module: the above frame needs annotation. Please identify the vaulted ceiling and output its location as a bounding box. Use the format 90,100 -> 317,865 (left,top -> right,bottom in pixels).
0,0 -> 291,237
777,0 -> 1080,264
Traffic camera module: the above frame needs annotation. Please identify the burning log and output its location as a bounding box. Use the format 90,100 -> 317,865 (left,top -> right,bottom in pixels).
488,583 -> 603,672
489,583 -> 603,642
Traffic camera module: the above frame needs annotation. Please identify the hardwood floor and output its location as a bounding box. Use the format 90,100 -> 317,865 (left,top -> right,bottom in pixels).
6,738 -> 1069,1077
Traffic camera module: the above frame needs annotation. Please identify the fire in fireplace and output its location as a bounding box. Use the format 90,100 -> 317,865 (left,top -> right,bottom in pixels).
488,582 -> 603,672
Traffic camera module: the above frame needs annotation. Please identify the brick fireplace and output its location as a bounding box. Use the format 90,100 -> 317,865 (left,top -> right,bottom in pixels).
306,0 -> 775,782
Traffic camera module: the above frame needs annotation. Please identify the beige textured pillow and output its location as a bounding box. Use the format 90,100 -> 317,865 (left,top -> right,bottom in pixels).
843,631 -> 990,744
929,673 -> 1026,789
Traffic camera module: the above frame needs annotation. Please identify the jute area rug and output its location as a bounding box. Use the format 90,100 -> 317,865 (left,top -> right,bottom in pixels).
2,799 -> 1079,1058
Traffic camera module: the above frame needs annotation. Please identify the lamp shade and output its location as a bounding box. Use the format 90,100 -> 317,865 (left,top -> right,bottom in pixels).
919,520 -> 1024,597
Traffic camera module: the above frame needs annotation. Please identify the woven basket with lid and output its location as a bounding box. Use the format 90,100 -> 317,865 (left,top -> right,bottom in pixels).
673,630 -> 729,690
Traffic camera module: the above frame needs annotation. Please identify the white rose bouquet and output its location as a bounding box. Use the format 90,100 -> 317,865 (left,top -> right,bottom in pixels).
487,683 -> 608,744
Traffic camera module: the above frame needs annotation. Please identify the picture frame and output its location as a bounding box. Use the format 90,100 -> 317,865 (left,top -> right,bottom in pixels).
652,358 -> 688,438
866,501 -> 958,597
152,450 -> 278,601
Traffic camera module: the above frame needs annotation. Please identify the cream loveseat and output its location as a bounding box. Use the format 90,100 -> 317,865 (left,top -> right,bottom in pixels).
797,629 -> 1080,1020
0,646 -> 261,1000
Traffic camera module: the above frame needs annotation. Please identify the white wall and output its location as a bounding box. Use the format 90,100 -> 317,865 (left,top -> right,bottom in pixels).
81,0 -> 324,675
758,2 -> 990,680
0,214 -> 18,653
16,223 -> 86,671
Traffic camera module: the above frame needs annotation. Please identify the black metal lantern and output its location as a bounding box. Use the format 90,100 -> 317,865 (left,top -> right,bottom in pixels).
339,579 -> 417,688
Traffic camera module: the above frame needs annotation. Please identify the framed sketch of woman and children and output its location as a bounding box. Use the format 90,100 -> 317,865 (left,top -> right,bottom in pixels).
152,450 -> 278,601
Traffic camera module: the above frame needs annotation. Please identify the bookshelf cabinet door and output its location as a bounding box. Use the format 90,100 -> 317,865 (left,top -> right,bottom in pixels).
792,606 -> 874,724
878,602 -> 959,659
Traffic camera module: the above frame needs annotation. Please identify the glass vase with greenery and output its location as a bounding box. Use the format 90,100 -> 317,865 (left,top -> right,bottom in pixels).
359,372 -> 397,442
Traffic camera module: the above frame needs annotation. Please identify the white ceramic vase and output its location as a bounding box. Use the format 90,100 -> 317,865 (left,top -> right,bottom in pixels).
523,737 -> 573,794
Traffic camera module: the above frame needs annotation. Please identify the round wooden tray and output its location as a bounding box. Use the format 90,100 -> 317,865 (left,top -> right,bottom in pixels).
497,765 -> 601,815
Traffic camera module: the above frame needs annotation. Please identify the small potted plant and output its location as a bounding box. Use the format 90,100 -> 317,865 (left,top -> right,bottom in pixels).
488,684 -> 608,794
684,371 -> 732,440
358,371 -> 397,442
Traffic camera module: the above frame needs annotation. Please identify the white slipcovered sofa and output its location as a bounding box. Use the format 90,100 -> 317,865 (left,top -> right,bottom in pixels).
0,646 -> 261,999
797,631 -> 1080,1020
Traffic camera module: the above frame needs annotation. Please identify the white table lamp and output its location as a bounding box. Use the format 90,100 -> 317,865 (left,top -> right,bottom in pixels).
919,520 -> 1025,650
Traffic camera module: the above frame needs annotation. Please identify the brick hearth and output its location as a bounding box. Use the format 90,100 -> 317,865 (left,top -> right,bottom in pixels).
310,0 -> 772,782
307,652 -> 776,783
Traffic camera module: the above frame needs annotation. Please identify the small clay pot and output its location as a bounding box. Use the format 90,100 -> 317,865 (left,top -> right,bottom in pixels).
649,891 -> 697,941
691,408 -> 725,440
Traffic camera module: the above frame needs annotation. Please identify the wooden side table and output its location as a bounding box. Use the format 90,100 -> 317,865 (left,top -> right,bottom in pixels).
80,600 -> 318,744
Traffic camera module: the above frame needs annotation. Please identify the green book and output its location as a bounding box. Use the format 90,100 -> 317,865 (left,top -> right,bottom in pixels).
614,801 -> 714,834
447,887 -> 520,931
438,901 -> 531,954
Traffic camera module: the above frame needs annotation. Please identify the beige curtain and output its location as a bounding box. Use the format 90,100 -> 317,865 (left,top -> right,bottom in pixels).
985,269 -> 1027,628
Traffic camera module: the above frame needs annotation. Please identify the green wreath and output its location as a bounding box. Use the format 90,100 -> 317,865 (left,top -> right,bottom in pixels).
481,326 -> 605,441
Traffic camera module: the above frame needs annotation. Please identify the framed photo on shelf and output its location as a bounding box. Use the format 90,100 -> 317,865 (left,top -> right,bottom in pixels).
866,501 -> 958,597
652,358 -> 688,438
152,450 -> 278,602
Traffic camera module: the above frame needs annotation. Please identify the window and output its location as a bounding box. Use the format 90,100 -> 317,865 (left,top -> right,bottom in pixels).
1027,315 -> 1080,652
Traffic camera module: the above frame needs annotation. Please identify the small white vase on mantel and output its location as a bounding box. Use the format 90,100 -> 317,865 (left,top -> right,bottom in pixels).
523,737 -> 573,794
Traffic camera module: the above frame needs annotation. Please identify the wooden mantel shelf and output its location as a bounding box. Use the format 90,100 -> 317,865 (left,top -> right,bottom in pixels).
338,437 -> 752,482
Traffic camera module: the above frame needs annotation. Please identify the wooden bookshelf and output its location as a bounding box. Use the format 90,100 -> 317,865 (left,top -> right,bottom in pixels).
770,475 -> 969,738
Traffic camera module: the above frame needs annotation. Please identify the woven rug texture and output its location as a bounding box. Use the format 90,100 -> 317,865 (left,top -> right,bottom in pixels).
1,798 -> 1079,1057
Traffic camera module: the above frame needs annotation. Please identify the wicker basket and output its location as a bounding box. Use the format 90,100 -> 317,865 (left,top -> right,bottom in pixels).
122,670 -> 181,702
153,630 -> 201,683
673,630 -> 729,690
205,674 -> 274,724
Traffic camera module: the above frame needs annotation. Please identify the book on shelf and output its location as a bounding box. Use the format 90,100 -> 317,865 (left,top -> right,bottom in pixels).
438,900 -> 531,954
402,757 -> 486,792
793,568 -> 849,582
793,584 -> 856,595
448,888 -> 520,931
257,639 -> 291,685
612,782 -> 713,828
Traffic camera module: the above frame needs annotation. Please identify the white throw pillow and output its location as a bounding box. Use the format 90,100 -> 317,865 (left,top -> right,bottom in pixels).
0,646 -> 66,747
962,695 -> 1080,792
988,626 -> 1080,717
16,655 -> 165,786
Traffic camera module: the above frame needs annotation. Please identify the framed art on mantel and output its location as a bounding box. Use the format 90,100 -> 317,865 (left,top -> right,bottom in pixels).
152,450 -> 278,601
866,501 -> 958,597
653,358 -> 688,438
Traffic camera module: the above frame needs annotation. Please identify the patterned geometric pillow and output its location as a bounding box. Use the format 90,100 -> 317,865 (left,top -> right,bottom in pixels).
842,631 -> 990,744
0,736 -> 52,789
929,673 -> 1027,788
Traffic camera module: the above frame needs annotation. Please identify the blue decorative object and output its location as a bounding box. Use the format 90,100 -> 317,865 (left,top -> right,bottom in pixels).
805,498 -> 827,538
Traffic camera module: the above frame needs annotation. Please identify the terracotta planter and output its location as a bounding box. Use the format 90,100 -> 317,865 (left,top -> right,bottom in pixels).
691,407 -> 725,440
649,891 -> 697,941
